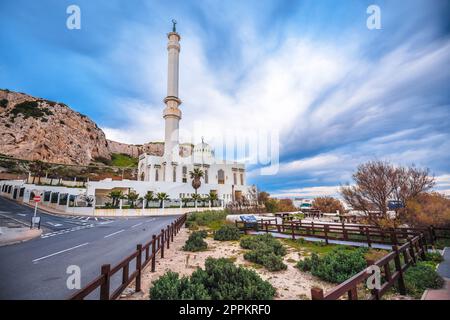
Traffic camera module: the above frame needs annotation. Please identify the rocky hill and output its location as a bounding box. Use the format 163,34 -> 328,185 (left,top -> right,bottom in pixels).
0,89 -> 192,166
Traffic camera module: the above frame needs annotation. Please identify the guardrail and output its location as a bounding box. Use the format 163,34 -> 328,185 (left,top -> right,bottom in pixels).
69,213 -> 187,300
236,220 -> 450,246
310,233 -> 427,300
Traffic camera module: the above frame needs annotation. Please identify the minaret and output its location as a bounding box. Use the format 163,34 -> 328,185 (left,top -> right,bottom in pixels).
163,20 -> 182,159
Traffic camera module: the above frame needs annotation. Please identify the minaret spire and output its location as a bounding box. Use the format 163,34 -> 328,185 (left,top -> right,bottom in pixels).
163,20 -> 182,159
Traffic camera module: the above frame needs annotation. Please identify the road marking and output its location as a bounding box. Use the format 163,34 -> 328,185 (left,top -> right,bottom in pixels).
17,213 -> 27,217
32,243 -> 89,263
46,222 -> 63,227
104,229 -> 125,238
131,222 -> 143,228
99,221 -> 114,225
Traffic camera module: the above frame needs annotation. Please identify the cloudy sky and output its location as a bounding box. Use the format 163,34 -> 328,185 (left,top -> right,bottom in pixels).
1,0 -> 449,197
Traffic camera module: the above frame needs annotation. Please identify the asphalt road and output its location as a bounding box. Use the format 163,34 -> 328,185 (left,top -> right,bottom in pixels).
0,196 -> 179,300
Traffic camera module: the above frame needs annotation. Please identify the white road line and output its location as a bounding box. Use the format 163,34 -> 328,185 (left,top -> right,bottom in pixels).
131,222 -> 143,228
32,243 -> 89,263
17,213 -> 27,217
104,229 -> 125,238
99,221 -> 114,225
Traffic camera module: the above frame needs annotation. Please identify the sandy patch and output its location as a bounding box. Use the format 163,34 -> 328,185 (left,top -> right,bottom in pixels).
121,228 -> 333,300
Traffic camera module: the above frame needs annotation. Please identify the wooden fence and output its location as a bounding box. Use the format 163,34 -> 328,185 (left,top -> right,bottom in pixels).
236,219 -> 450,247
236,219 -> 449,300
69,213 -> 187,300
310,233 -> 427,300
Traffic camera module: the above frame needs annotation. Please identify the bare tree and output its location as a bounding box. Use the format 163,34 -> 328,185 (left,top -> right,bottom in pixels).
340,161 -> 435,227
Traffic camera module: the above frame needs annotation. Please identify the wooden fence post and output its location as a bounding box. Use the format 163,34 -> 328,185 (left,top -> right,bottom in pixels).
390,229 -> 398,245
408,238 -> 416,264
324,225 -> 329,245
135,244 -> 142,292
166,226 -> 170,249
310,287 -> 324,300
171,223 -> 174,242
265,222 -> 268,233
161,229 -> 165,258
392,245 -> 406,295
419,234 -> 426,260
151,235 -> 156,272
430,225 -> 436,244
342,222 -> 348,240
99,264 -> 111,300
291,221 -> 295,240
365,227 -> 372,248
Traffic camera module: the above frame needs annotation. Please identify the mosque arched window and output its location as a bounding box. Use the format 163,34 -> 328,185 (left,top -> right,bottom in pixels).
218,169 -> 224,184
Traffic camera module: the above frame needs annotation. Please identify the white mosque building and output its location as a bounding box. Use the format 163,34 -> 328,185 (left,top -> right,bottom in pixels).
89,22 -> 252,205
0,23 -> 253,214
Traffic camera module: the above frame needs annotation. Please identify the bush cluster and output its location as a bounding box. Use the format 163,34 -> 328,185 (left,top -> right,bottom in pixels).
240,234 -> 287,271
424,252 -> 444,263
213,224 -> 241,241
9,101 -> 53,121
296,247 -> 367,283
404,261 -> 444,298
185,210 -> 228,230
182,231 -> 208,252
150,258 -> 276,300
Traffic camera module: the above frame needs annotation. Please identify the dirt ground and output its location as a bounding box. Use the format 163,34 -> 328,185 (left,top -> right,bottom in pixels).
120,228 -> 333,300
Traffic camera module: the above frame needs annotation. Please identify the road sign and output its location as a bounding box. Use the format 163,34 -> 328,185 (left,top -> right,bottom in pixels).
31,216 -> 41,229
33,195 -> 41,202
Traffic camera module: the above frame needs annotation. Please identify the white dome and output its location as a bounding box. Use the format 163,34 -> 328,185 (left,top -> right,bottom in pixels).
193,142 -> 214,158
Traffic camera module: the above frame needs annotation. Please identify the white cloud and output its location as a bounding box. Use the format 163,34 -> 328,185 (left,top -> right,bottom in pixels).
94,15 -> 449,195
272,186 -> 341,198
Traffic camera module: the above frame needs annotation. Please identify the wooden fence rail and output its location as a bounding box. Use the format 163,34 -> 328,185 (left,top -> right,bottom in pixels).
310,233 -> 427,300
69,213 -> 187,300
236,220 -> 450,247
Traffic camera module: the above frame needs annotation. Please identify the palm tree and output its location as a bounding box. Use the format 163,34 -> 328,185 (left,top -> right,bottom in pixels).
127,190 -> 139,208
191,193 -> 202,209
144,191 -> 154,208
156,192 -> 169,208
189,168 -> 204,207
107,190 -> 123,208
207,191 -> 218,207
181,197 -> 190,208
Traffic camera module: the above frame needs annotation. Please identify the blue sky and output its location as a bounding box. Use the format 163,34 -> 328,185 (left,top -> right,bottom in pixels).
1,0 -> 449,197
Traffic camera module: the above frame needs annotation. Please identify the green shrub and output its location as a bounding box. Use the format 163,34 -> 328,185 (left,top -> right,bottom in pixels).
149,271 -> 210,300
183,231 -> 208,252
150,258 -> 276,300
258,252 -> 287,271
296,247 -> 367,283
425,252 -> 444,263
240,234 -> 286,256
297,253 -> 320,272
213,224 -> 241,241
185,210 -> 229,230
191,258 -> 276,299
240,234 -> 287,271
0,99 -> 8,108
404,261 -> 444,298
9,101 -> 53,120
196,230 -> 208,238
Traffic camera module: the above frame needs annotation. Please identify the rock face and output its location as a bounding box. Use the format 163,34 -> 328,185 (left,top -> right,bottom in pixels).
106,140 -> 164,158
0,89 -> 193,165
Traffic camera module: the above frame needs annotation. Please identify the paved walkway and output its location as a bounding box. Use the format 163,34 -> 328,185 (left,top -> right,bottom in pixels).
249,230 -> 392,250
0,214 -> 42,246
423,247 -> 450,300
